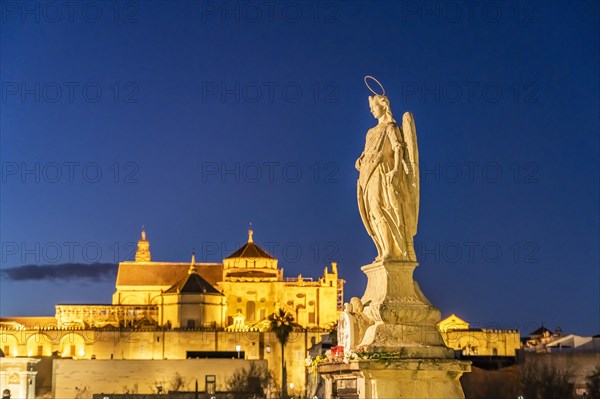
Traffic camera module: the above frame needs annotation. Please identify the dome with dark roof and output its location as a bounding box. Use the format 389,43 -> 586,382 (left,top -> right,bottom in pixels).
225,241 -> 274,259
223,229 -> 280,282
225,229 -> 274,259
529,326 -> 552,337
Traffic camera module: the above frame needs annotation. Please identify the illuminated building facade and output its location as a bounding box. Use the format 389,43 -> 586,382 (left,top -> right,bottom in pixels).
437,314 -> 521,357
107,228 -> 343,330
0,228 -> 344,397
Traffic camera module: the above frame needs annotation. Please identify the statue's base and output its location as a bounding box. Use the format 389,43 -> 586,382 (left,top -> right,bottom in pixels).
318,358 -> 470,399
327,259 -> 471,398
356,260 -> 449,351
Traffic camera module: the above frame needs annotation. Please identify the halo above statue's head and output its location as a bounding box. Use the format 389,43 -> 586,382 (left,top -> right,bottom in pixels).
364,76 -> 395,122
364,75 -> 385,96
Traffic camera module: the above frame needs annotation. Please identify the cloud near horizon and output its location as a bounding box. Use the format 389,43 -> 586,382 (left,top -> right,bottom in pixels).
1,263 -> 118,281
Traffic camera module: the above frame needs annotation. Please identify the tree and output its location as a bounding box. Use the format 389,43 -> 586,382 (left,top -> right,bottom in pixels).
121,384 -> 138,394
168,372 -> 186,392
519,359 -> 574,399
268,309 -> 299,399
227,361 -> 275,398
586,365 -> 600,399
149,379 -> 166,395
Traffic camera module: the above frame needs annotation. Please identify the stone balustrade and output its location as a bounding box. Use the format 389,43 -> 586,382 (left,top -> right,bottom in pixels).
55,304 -> 159,328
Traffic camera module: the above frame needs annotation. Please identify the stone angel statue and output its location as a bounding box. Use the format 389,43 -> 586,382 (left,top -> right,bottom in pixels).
356,77 -> 419,262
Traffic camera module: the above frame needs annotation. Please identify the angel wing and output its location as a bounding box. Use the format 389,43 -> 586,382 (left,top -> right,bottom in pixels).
402,112 -> 419,236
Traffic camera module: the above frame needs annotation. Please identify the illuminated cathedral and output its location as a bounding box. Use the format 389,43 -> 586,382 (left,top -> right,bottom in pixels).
0,228 -> 344,397
55,228 -> 344,331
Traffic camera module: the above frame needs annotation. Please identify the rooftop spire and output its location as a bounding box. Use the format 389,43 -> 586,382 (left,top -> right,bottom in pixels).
189,251 -> 197,274
248,223 -> 254,243
135,226 -> 151,262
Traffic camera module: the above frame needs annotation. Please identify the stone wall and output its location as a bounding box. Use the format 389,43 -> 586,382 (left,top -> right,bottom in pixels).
1,328 -> 324,397
52,358 -> 267,398
442,329 -> 521,356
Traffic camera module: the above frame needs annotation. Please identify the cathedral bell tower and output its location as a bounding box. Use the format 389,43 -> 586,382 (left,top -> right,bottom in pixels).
135,227 -> 151,262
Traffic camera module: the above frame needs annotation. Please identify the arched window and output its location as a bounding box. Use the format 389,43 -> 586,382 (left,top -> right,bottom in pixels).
59,333 -> 86,358
1,334 -> 18,357
27,334 -> 52,357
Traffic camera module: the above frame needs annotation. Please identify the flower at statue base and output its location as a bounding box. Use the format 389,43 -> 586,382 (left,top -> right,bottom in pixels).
305,354 -> 313,368
331,346 -> 344,356
330,345 -> 345,362
343,350 -> 358,364
305,347 -> 365,373
305,354 -> 333,375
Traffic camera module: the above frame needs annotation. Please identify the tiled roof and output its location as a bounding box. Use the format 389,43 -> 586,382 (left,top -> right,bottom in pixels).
116,262 -> 224,287
225,242 -> 274,259
0,316 -> 57,329
165,273 -> 222,295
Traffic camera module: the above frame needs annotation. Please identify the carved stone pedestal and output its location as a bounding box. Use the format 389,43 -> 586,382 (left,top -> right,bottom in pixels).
329,260 -> 470,398
318,358 -> 470,399
356,260 -> 449,352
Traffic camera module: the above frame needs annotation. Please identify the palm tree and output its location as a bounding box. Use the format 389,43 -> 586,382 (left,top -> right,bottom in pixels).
268,308 -> 299,399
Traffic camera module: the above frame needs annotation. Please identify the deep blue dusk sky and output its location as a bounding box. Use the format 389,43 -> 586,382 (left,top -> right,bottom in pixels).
1,1 -> 598,335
